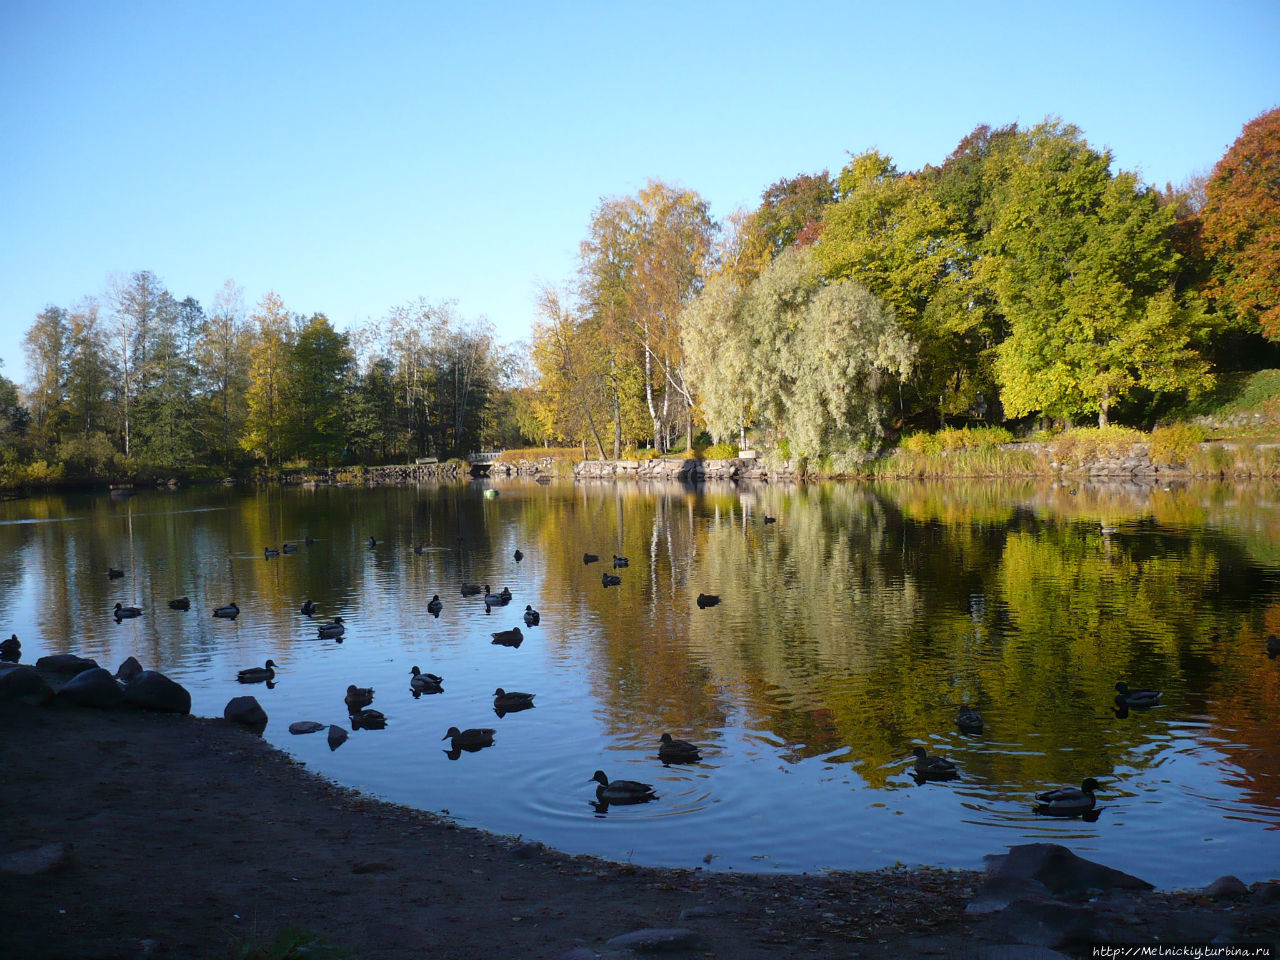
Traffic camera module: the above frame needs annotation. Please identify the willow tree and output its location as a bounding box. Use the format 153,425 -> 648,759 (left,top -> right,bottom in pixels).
987,122 -> 1211,425
685,247 -> 915,457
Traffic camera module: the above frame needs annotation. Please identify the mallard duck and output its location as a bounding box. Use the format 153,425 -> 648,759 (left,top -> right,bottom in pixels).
350,708 -> 386,730
1266,634 -> 1280,657
113,602 -> 142,619
108,567 -> 125,579
368,536 -> 379,548
514,549 -> 523,562
493,687 -> 535,710
523,604 -> 540,626
0,634 -> 20,660
237,659 -> 277,683
282,542 -> 297,554
956,705 -> 984,735
658,733 -> 702,764
427,594 -> 443,615
410,666 -> 443,693
911,746 -> 958,779
484,586 -> 512,606
213,602 -> 240,619
696,593 -> 720,608
491,626 -> 523,647
589,770 -> 656,804
764,516 -> 777,524
602,572 -> 621,587
344,684 -> 374,709
442,726 -> 494,750
264,546 -> 280,558
318,617 -> 346,638
300,599 -> 317,616
583,553 -> 599,564
168,597 -> 190,611
1035,778 -> 1100,816
460,582 -> 482,596
1114,681 -> 1162,708
413,544 -> 425,555
613,555 -> 629,568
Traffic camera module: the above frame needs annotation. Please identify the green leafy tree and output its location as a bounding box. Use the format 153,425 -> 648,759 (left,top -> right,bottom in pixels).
241,291 -> 295,469
198,280 -> 250,468
22,306 -> 70,451
987,121 -> 1210,425
1201,106 -> 1280,338
288,313 -> 351,465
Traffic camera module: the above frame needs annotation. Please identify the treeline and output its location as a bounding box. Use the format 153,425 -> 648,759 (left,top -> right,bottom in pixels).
0,276 -> 523,485
529,110 -> 1280,461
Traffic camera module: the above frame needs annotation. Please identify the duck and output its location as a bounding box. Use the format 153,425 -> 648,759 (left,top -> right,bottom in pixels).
442,726 -> 495,751
282,542 -> 298,554
264,546 -> 280,558
1265,634 -> 1280,657
344,684 -> 374,709
484,585 -> 512,606
602,572 -> 621,587
612,555 -> 629,568
514,549 -> 524,562
764,515 -> 777,524
368,536 -> 379,548
696,593 -> 720,608
956,705 -> 984,735
350,708 -> 386,730
523,605 -> 540,626
168,597 -> 190,611
493,687 -> 536,711
658,733 -> 702,764
212,602 -> 240,619
0,634 -> 20,660
108,567 -> 125,579
491,626 -> 524,647
1114,681 -> 1162,709
300,599 -> 317,616
113,602 -> 142,619
427,594 -> 443,615
589,770 -> 656,804
410,666 -> 443,693
911,746 -> 958,779
317,617 -> 346,639
413,544 -> 425,555
460,582 -> 482,597
583,553 -> 599,564
1034,777 -> 1100,817
304,535 -> 315,545
237,659 -> 277,683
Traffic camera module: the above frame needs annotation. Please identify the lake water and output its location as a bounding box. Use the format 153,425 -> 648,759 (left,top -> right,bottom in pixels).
3,478 -> 1279,887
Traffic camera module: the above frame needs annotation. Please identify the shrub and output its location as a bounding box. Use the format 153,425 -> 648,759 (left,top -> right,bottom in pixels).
701,442 -> 740,460
1049,425 -> 1145,464
1149,423 -> 1207,465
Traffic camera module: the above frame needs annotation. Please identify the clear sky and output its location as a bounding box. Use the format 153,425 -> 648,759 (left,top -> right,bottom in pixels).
1,0 -> 1277,385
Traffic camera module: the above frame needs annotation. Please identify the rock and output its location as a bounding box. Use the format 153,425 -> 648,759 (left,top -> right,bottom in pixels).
604,928 -> 704,952
967,947 -> 1075,960
327,724 -> 348,750
0,841 -> 74,876
1201,875 -> 1248,900
0,666 -> 55,705
114,655 -> 144,683
224,695 -> 267,729
974,898 -> 1104,948
1252,881 -> 1280,904
35,653 -> 100,674
122,670 -> 191,714
289,720 -> 325,735
56,667 -> 125,709
975,844 -> 1152,911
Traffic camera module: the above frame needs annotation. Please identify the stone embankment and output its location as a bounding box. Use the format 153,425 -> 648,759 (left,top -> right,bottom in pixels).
283,462 -> 467,485
574,457 -> 790,482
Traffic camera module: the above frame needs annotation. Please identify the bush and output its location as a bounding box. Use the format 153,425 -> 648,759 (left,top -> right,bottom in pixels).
701,442 -> 740,460
1149,423 -> 1207,465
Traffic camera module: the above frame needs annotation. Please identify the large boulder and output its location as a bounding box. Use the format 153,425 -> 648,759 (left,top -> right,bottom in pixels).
57,667 -> 125,709
224,695 -> 267,730
35,654 -> 100,674
969,843 -> 1152,915
122,670 -> 191,714
0,666 -> 55,706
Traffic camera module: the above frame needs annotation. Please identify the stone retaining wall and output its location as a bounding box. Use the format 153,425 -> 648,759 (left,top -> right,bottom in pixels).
574,457 -> 787,482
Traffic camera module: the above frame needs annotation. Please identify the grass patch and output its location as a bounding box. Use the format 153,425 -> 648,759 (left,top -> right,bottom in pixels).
1048,425 -> 1145,464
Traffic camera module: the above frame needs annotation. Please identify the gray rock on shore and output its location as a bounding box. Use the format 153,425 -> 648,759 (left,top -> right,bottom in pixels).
224,695 -> 268,729
123,670 -> 191,713
36,654 -> 100,674
57,667 -> 125,709
0,665 -> 55,705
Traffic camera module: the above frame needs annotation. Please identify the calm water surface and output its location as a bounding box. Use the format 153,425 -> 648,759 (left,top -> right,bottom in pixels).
3,478 -> 1279,887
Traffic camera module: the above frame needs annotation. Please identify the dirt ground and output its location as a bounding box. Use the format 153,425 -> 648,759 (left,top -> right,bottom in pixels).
2,700 -> 1278,960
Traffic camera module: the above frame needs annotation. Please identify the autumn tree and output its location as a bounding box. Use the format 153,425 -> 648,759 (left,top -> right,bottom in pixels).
1201,106 -> 1280,338
530,285 -> 609,457
986,122 -> 1211,425
241,291 -> 295,469
198,280 -> 250,467
22,306 -> 69,450
730,171 -> 836,282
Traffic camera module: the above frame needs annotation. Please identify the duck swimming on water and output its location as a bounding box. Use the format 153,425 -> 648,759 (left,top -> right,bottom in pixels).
658,733 -> 702,764
213,602 -> 240,619
589,770 -> 656,804
237,660 -> 277,683
1034,778 -> 1100,817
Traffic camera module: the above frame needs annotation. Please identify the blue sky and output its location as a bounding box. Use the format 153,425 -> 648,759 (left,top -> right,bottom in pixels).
1,0 -> 1277,383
